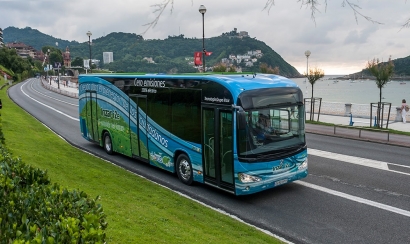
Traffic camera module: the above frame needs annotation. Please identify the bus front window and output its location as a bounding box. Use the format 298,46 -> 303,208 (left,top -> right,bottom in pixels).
237,104 -> 305,160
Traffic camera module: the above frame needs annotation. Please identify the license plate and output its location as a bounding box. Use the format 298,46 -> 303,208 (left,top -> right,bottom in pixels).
274,179 -> 288,186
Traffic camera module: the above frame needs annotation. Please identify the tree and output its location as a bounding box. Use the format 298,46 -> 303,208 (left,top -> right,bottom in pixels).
71,57 -> 84,67
305,67 -> 324,121
366,57 -> 394,127
0,47 -> 33,81
263,1 -> 384,25
146,1 -> 410,34
213,63 -> 227,72
305,67 -> 325,99
227,65 -> 237,72
259,62 -> 279,74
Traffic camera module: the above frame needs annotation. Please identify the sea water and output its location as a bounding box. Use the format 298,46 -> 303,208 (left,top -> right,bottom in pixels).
291,75 -> 410,107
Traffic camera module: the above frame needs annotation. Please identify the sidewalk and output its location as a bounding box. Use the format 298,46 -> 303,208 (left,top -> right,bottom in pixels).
40,78 -> 410,147
41,78 -> 78,98
306,113 -> 410,147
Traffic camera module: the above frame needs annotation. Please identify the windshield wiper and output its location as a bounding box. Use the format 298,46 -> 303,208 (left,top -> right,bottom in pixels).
257,102 -> 294,110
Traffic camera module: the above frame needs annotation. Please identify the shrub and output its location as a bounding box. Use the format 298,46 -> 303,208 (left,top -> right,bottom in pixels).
0,115 -> 4,145
0,145 -> 107,243
213,63 -> 227,72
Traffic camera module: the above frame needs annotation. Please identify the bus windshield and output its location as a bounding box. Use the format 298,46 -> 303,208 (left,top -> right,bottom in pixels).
237,88 -> 305,160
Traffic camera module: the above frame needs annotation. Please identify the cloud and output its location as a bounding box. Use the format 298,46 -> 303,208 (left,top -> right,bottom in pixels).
1,0 -> 410,75
343,25 -> 377,45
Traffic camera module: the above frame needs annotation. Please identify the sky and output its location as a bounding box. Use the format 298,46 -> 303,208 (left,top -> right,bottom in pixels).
1,0 -> 410,75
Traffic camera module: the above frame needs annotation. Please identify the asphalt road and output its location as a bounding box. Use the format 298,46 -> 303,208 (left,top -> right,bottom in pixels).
8,78 -> 410,244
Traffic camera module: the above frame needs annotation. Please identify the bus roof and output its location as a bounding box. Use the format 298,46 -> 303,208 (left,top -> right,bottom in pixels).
79,73 -> 300,99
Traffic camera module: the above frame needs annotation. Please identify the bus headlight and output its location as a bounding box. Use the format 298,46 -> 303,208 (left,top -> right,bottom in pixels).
238,173 -> 261,183
298,159 -> 308,170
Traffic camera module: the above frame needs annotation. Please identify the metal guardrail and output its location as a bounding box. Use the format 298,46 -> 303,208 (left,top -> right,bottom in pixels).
333,124 -> 390,141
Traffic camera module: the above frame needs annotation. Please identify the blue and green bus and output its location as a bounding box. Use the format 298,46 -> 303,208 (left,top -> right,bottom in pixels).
78,73 -> 308,195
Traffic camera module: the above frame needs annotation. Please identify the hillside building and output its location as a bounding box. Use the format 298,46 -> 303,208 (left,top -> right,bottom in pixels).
63,47 -> 71,67
84,59 -> 100,68
103,52 -> 114,64
6,42 -> 37,59
0,28 -> 3,46
238,31 -> 249,38
143,57 -> 155,64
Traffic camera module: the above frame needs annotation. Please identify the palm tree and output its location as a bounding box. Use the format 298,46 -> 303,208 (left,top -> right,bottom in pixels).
366,57 -> 394,128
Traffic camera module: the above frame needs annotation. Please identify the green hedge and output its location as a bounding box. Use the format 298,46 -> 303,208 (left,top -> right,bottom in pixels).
0,145 -> 107,243
0,113 -> 4,145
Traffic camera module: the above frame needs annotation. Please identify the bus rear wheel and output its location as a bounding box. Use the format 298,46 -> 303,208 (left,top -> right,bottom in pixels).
103,132 -> 113,155
176,154 -> 193,185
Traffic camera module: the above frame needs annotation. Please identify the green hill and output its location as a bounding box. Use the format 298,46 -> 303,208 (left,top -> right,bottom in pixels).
4,26 -> 80,50
348,55 -> 410,79
4,27 -> 301,76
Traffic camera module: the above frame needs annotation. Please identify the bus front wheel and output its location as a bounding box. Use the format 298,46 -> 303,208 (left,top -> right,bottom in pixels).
103,132 -> 113,155
176,154 -> 193,185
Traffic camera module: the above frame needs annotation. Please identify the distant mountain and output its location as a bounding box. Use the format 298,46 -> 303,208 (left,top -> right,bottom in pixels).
389,55 -> 410,76
349,55 -> 410,78
4,26 -> 79,51
3,27 -> 302,76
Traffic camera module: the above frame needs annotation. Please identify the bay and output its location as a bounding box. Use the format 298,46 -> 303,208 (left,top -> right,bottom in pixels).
291,75 -> 410,107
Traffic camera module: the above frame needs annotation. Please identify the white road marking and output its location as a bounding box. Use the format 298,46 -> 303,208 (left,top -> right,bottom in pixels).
297,181 -> 410,218
29,79 -> 78,106
308,148 -> 410,176
20,81 -> 79,121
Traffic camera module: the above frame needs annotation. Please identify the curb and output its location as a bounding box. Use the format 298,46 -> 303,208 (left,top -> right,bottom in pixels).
40,78 -> 78,98
306,127 -> 410,148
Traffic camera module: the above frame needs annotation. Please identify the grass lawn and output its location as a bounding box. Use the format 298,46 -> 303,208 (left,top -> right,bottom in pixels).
1,85 -> 284,243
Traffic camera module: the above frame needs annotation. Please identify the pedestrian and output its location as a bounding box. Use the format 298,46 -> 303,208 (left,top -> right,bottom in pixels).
401,99 -> 408,124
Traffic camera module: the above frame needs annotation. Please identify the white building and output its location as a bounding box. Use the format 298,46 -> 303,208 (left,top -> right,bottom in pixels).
84,59 -> 100,68
239,31 -> 249,38
237,55 -> 251,60
221,58 -> 230,64
0,28 -> 3,46
103,52 -> 114,64
143,57 -> 155,63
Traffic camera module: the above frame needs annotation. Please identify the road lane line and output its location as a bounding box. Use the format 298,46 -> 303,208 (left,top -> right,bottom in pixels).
20,81 -> 79,121
30,79 -> 78,106
297,181 -> 410,218
308,148 -> 410,176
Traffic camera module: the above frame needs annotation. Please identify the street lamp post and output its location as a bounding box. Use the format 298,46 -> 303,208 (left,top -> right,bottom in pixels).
56,42 -> 60,89
86,31 -> 92,73
305,50 -> 312,120
304,50 -> 311,94
305,50 -> 311,81
199,5 -> 206,72
47,49 -> 50,85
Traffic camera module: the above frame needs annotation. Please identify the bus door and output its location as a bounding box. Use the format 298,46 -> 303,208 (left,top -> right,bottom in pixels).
202,107 -> 234,192
129,94 -> 149,161
85,90 -> 99,142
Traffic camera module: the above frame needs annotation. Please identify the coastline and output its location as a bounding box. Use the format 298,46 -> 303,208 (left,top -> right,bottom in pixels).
306,101 -> 405,121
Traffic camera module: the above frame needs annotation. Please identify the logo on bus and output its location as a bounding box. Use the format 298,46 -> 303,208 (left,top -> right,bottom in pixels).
134,78 -> 166,88
204,96 -> 230,103
273,159 -> 292,171
139,117 -> 168,148
101,109 -> 120,120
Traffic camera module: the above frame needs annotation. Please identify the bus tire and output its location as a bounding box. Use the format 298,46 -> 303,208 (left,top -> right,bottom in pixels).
176,154 -> 193,185
103,132 -> 113,155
